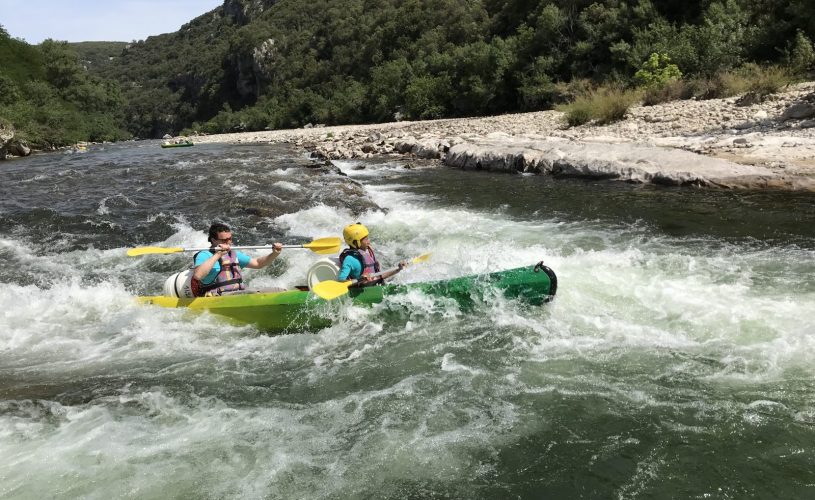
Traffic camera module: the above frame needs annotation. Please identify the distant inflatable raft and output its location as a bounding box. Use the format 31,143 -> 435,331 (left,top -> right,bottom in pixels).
137,263 -> 557,332
161,141 -> 194,148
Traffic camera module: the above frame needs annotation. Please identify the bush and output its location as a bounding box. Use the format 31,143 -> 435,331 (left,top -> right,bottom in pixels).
594,87 -> 640,124
788,30 -> 815,76
635,53 -> 682,88
740,64 -> 791,99
687,71 -> 748,100
557,85 -> 640,126
560,98 -> 594,126
642,79 -> 692,106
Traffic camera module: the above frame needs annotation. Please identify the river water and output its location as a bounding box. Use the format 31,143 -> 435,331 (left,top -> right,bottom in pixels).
1,142 -> 814,499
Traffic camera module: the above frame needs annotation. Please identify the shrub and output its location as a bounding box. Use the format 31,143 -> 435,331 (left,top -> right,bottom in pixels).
688,71 -> 748,100
642,79 -> 692,106
557,85 -> 640,126
560,98 -> 594,126
788,30 -> 815,76
740,64 -> 791,98
594,87 -> 640,124
635,53 -> 682,88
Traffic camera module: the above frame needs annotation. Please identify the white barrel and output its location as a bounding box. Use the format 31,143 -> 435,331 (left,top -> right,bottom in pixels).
306,257 -> 340,290
163,269 -> 196,298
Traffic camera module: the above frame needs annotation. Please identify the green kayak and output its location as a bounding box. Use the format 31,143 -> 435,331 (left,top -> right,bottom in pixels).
161,141 -> 194,148
137,262 -> 557,332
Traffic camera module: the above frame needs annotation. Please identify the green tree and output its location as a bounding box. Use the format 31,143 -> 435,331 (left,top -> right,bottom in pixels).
634,52 -> 682,87
788,30 -> 815,74
39,39 -> 84,89
404,74 -> 452,119
0,74 -> 20,105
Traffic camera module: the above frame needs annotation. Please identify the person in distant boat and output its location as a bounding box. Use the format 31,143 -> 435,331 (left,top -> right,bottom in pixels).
338,223 -> 406,287
192,222 -> 283,296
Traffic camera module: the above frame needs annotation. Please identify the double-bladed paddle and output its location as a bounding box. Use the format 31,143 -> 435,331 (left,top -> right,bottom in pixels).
127,237 -> 341,257
311,253 -> 431,300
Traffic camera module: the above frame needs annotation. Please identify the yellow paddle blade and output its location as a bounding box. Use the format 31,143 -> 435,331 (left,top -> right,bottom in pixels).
127,246 -> 184,257
311,279 -> 353,300
411,253 -> 431,264
303,237 -> 342,255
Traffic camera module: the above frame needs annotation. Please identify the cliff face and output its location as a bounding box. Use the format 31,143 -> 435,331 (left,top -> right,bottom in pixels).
88,0 -> 280,137
222,0 -> 275,25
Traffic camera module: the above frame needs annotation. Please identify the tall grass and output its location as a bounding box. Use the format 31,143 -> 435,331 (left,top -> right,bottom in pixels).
558,86 -> 641,126
641,64 -> 794,106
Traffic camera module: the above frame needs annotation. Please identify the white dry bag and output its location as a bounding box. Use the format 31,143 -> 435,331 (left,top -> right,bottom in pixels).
163,269 -> 196,298
306,257 -> 341,290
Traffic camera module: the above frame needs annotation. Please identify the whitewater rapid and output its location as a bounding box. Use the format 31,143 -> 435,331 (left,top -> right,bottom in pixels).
2,146 -> 814,498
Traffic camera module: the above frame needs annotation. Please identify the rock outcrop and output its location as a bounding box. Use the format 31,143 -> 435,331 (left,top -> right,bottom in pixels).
0,123 -> 30,160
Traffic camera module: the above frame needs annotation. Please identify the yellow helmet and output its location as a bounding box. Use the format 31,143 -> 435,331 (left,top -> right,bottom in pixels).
343,223 -> 369,248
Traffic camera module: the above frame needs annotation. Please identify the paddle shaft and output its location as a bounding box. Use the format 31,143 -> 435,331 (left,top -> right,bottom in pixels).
349,265 -> 401,285
348,253 -> 430,284
178,244 -> 318,252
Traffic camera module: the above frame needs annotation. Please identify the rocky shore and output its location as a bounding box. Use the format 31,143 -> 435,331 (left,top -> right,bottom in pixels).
196,82 -> 815,191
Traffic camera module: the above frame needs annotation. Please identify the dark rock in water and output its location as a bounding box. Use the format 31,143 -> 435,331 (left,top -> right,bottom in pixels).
352,165 -> 366,170
9,141 -> 31,157
238,206 -> 275,217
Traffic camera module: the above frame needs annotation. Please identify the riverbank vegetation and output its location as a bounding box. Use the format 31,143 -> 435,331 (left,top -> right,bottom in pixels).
2,0 -> 815,148
0,26 -> 130,149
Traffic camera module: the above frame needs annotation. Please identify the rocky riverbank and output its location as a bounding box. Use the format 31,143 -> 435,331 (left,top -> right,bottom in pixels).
197,82 -> 815,191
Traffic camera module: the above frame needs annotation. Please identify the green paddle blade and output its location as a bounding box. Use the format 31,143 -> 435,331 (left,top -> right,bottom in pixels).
311,279 -> 353,300
127,246 -> 184,257
303,237 -> 342,254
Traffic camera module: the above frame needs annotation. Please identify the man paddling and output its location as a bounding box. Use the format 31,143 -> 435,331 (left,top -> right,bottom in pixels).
192,222 -> 283,296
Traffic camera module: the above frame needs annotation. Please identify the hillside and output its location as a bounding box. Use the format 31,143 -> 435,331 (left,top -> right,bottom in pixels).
89,0 -> 815,139
0,25 -> 130,151
70,42 -> 130,70
4,1 -> 815,146
0,29 -> 45,84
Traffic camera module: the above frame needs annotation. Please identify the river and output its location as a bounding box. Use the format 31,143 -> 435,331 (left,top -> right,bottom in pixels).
1,141 -> 814,498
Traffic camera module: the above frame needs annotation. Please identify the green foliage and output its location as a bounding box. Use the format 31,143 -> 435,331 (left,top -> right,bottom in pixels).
517,57 -> 557,110
69,41 -> 129,69
5,1 -> 815,141
560,99 -> 594,127
787,31 -> 815,75
0,74 -> 20,105
642,79 -> 692,106
0,30 -> 130,149
405,74 -> 452,119
738,64 -> 792,102
635,53 -> 682,87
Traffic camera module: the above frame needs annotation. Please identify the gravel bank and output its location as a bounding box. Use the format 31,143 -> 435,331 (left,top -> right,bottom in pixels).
193,82 -> 815,191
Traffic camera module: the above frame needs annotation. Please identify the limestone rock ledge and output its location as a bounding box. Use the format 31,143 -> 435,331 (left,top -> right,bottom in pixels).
444,137 -> 815,190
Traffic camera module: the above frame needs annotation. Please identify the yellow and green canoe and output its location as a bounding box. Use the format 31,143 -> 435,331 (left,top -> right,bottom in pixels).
138,263 -> 557,332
